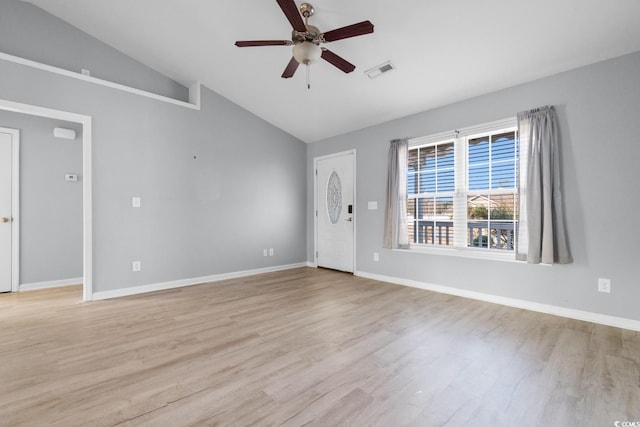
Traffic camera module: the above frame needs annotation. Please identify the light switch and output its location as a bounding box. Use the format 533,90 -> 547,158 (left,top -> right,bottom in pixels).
132,197 -> 141,208
368,201 -> 378,210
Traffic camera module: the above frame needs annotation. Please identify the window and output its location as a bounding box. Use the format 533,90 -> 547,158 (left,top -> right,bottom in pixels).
407,118 -> 519,254
408,142 -> 456,246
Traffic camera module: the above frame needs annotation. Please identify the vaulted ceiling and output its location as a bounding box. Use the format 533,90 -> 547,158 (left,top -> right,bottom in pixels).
23,0 -> 640,143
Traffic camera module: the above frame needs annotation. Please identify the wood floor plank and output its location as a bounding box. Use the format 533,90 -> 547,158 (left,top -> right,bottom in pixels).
1,267 -> 639,426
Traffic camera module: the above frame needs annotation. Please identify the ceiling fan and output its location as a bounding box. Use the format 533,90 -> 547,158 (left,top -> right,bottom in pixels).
234,0 -> 374,88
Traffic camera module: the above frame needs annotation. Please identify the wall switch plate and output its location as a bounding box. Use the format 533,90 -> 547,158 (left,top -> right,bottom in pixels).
368,201 -> 378,210
598,278 -> 611,293
373,252 -> 379,262
81,68 -> 91,76
263,249 -> 268,257
132,261 -> 141,272
132,197 -> 141,208
269,248 -> 274,256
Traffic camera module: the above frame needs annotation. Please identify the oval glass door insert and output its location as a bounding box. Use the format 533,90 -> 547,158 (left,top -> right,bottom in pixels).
327,171 -> 342,224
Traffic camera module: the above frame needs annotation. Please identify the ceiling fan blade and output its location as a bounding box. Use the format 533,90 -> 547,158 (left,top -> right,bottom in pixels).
322,20 -> 374,42
281,57 -> 299,78
321,49 -> 356,73
276,0 -> 307,32
235,40 -> 291,47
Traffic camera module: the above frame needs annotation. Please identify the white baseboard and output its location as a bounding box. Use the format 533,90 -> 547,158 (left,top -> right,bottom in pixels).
91,263 -> 308,301
20,277 -> 83,292
355,271 -> 640,332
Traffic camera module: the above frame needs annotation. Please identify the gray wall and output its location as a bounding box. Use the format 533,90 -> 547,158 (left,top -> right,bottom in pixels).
0,5 -> 307,294
307,51 -> 640,322
0,112 -> 82,284
0,0 -> 188,102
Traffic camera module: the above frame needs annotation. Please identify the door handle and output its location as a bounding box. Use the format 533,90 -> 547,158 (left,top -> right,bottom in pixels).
0,217 -> 9,223
345,217 -> 353,222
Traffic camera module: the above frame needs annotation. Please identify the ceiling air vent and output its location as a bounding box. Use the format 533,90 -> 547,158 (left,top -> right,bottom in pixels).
364,61 -> 396,79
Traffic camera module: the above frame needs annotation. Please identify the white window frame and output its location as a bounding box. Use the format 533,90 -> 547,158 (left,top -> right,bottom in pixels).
405,117 -> 520,262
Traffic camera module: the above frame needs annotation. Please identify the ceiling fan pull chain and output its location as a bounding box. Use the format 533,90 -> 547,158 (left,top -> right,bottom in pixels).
306,65 -> 311,89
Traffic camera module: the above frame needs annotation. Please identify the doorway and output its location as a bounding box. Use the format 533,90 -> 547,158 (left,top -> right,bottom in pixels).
314,150 -> 356,273
0,127 -> 19,292
0,99 -> 93,300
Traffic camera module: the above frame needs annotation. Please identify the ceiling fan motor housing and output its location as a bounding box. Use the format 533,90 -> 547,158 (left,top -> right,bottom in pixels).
291,25 -> 321,44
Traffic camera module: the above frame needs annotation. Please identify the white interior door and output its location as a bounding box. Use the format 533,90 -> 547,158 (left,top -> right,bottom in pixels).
0,130 -> 15,292
316,151 -> 355,272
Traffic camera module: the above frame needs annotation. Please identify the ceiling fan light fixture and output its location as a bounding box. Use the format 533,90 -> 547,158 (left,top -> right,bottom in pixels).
293,41 -> 321,65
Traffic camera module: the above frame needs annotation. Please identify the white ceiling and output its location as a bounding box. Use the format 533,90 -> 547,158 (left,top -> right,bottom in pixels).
23,0 -> 640,143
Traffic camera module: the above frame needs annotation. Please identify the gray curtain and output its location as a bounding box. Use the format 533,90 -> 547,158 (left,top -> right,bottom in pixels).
516,106 -> 572,264
383,138 -> 410,249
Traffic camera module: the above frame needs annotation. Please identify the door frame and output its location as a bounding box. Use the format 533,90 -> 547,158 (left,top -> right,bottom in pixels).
0,127 -> 20,292
313,149 -> 356,272
0,99 -> 93,301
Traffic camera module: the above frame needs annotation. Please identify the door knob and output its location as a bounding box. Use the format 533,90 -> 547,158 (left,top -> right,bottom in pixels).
345,217 -> 353,222
0,217 -> 9,223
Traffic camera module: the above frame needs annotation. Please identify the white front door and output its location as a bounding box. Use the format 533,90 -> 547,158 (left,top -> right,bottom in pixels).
316,151 -> 355,272
0,129 -> 16,292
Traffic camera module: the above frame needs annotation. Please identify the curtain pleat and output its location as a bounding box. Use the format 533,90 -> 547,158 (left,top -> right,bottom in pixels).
383,139 -> 410,249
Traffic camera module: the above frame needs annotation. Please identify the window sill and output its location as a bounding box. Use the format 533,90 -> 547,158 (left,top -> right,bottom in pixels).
393,245 -> 525,263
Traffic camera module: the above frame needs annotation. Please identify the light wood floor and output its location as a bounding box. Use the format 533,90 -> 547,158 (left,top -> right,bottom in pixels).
1,268 -> 638,426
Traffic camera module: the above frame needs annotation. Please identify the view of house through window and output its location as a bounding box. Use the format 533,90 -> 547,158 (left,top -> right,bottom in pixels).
408,122 -> 519,252
408,142 -> 456,246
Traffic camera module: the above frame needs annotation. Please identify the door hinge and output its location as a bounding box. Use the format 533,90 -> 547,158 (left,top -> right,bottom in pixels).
316,251 -> 318,258
315,169 -> 317,176
315,210 -> 317,216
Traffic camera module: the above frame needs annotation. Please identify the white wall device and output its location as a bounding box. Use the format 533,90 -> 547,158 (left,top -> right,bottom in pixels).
53,127 -> 77,140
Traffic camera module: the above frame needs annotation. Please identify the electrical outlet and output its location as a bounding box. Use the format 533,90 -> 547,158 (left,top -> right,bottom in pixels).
263,249 -> 268,257
269,248 -> 274,256
373,252 -> 379,262
132,261 -> 141,272
132,197 -> 141,208
598,278 -> 611,293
